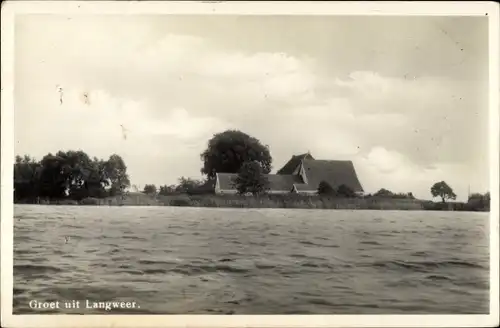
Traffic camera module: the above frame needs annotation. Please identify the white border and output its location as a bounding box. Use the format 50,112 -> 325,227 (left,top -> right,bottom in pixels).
1,1 -> 499,327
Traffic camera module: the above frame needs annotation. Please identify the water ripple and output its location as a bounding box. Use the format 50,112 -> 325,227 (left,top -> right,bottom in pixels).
13,205 -> 489,314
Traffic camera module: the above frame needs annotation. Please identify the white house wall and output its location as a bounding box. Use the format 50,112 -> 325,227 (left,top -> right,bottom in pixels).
215,174 -> 221,194
297,190 -> 317,195
267,190 -> 292,194
217,189 -> 238,195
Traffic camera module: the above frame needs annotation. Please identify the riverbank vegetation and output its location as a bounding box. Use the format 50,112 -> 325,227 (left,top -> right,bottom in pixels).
157,193 -> 425,210
16,191 -> 490,212
155,191 -> 489,212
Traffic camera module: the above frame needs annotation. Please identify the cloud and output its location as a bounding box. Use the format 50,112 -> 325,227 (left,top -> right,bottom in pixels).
14,85 -> 227,184
365,147 -> 408,174
14,16 -> 489,199
328,71 -> 488,167
353,147 -> 483,201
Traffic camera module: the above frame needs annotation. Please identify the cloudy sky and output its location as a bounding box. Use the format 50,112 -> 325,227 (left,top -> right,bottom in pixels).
15,15 -> 489,200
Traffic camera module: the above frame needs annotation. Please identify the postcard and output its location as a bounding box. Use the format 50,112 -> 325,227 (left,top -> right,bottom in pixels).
1,1 -> 498,327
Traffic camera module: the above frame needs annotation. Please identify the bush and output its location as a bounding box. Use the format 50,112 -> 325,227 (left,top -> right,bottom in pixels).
467,193 -> 490,211
169,198 -> 192,207
56,199 -> 79,205
79,197 -> 100,205
318,181 -> 336,195
336,184 -> 356,198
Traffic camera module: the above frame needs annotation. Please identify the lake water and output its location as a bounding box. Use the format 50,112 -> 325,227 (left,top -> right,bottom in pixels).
13,205 -> 489,314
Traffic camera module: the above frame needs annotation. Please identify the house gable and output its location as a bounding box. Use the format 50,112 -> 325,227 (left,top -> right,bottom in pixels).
299,162 -> 308,184
216,173 -> 238,193
215,174 -> 221,191
277,152 -> 314,175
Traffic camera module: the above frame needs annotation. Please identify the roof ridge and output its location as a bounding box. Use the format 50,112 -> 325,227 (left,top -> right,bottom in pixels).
303,159 -> 352,163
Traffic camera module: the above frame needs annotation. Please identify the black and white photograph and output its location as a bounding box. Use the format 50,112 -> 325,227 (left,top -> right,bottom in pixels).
1,1 -> 499,327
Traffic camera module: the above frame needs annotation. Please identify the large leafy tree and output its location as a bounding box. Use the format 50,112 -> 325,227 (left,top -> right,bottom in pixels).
55,150 -> 100,199
234,160 -> 270,195
37,154 -> 70,199
81,157 -> 109,199
200,130 -> 272,179
14,155 -> 42,201
431,181 -> 457,203
104,154 -> 130,196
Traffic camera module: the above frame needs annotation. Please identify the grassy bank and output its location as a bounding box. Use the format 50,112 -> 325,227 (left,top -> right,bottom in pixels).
159,194 -> 489,211
157,194 -> 425,210
15,193 -> 489,212
18,192 -> 162,206
421,200 -> 490,212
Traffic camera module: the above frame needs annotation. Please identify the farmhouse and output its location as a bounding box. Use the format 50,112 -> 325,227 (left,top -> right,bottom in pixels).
214,153 -> 364,195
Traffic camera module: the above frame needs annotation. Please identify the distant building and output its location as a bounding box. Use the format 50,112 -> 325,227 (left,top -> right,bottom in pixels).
214,152 -> 364,196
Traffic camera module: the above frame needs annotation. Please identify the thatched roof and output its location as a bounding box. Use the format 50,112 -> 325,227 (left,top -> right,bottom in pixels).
266,174 -> 303,190
276,153 -> 314,175
215,155 -> 364,194
216,173 -> 302,191
301,159 -> 363,192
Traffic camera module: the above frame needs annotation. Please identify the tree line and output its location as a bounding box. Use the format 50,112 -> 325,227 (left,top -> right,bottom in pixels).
17,130 -> 489,209
14,151 -> 130,202
142,177 -> 206,196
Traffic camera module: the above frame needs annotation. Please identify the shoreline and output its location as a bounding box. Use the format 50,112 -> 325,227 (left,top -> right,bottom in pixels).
14,194 -> 490,212
13,204 -> 491,213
